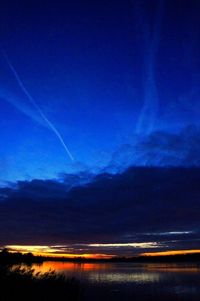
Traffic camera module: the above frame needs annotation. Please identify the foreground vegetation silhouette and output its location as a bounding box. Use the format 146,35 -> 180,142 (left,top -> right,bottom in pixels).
0,265 -> 80,301
0,250 -> 80,301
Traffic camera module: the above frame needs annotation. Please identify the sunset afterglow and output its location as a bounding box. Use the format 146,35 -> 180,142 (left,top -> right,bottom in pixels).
142,250 -> 200,257
2,245 -> 200,259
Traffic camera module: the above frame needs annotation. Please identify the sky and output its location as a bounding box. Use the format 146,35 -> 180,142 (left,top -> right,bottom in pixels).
1,0 -> 200,257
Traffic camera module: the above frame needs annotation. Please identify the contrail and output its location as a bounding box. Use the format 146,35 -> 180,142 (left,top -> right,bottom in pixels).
134,0 -> 165,136
1,49 -> 74,161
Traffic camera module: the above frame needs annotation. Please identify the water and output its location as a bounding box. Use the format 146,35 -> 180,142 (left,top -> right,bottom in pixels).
28,261 -> 200,300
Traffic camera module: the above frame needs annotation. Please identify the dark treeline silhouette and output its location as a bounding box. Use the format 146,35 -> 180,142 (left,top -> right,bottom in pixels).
124,253 -> 200,263
40,253 -> 200,263
0,248 -> 43,265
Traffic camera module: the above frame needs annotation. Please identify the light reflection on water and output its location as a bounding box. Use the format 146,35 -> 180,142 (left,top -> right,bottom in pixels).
18,261 -> 200,300
28,261 -> 200,284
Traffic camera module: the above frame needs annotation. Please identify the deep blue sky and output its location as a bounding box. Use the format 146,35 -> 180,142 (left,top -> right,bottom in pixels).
1,0 -> 200,182
1,0 -> 200,254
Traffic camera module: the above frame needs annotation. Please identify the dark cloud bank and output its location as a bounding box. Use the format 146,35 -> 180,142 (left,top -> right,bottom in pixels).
1,167 -> 200,255
109,125 -> 200,171
1,126 -> 200,255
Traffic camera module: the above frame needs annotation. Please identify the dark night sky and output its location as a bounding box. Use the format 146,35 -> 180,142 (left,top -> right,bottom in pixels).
0,0 -> 200,256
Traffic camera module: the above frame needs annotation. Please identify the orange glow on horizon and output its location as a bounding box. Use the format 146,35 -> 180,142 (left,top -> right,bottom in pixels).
141,250 -> 200,256
10,250 -> 113,259
5,245 -> 200,259
30,252 -> 113,259
5,245 -> 113,259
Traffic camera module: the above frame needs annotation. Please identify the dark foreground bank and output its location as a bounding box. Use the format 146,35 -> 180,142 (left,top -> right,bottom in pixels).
0,264 -> 80,301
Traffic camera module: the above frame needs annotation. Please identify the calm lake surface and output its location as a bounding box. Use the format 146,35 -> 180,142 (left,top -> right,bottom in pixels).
29,261 -> 200,300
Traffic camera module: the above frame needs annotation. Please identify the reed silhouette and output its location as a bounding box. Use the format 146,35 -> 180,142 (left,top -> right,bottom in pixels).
0,249 -> 80,301
0,264 -> 80,301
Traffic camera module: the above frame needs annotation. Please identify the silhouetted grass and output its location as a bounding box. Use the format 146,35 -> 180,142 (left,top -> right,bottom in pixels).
0,264 -> 81,301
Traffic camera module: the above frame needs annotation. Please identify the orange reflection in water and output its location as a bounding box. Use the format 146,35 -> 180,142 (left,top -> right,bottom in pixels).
31,261 -> 111,274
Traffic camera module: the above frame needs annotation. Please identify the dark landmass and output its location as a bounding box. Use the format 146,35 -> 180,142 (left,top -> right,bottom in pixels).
38,253 -> 200,264
0,249 -> 44,265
